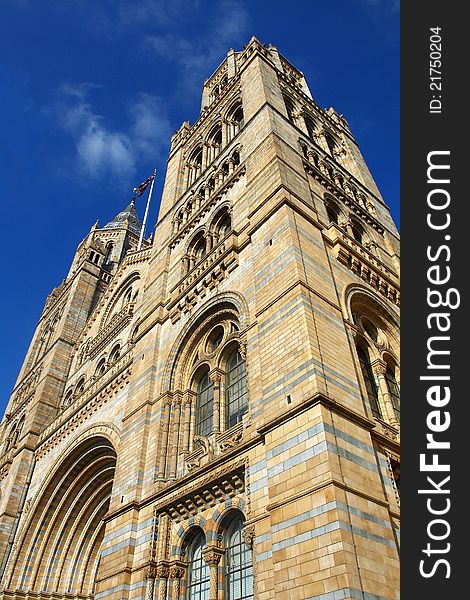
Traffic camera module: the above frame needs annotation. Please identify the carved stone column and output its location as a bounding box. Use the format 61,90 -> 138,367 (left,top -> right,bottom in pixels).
156,565 -> 169,600
209,370 -> 223,434
145,565 -> 158,600
202,143 -> 209,170
169,564 -> 186,600
202,546 -> 224,600
372,361 -> 399,427
168,393 -> 182,478
222,119 -> 229,146
205,233 -> 214,252
157,395 -> 173,479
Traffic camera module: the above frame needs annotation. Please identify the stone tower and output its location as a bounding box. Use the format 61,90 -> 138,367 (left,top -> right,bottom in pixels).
0,38 -> 400,600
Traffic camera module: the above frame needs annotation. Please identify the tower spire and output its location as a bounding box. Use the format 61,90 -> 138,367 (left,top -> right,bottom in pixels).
103,197 -> 142,236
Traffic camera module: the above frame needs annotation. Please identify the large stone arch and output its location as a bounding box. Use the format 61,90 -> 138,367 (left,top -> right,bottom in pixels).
6,433 -> 117,597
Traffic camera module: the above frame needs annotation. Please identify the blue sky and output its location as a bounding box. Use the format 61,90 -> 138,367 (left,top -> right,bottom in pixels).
0,0 -> 399,416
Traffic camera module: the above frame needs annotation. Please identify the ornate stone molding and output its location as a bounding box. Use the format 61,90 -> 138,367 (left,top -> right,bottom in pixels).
154,461 -> 245,522
36,352 -> 133,458
144,565 -> 158,580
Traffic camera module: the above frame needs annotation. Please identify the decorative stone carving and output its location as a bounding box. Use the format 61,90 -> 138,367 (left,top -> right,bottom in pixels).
144,565 -> 158,580
218,428 -> 243,452
156,564 -> 170,579
242,525 -> 255,549
169,565 -> 185,579
202,546 -> 223,567
193,435 -> 214,457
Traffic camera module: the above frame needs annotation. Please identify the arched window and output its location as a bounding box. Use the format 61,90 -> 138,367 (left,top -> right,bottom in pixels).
385,362 -> 400,421
233,105 -> 244,128
351,222 -> 364,244
104,243 -> 114,266
75,377 -> 86,397
109,344 -> 121,364
62,388 -> 74,407
196,372 -> 214,437
357,345 -> 381,418
283,94 -> 296,124
324,131 -> 337,155
208,124 -> 222,163
186,531 -> 209,599
325,201 -> 340,225
225,514 -> 254,600
122,286 -> 133,306
212,208 -> 232,242
95,358 -> 107,378
194,237 -> 207,263
304,114 -> 316,141
225,351 -> 248,429
226,102 -> 244,142
188,146 -> 203,187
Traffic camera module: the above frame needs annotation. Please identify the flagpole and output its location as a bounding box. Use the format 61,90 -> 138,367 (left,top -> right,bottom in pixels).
137,168 -> 156,251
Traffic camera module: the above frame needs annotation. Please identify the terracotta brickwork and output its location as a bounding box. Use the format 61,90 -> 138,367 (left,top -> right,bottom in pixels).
0,38 -> 399,600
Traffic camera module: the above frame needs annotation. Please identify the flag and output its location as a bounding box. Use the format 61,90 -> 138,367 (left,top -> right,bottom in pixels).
133,173 -> 155,196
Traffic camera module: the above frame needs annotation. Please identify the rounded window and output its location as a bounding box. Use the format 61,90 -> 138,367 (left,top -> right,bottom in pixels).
206,325 -> 225,354
362,317 -> 379,343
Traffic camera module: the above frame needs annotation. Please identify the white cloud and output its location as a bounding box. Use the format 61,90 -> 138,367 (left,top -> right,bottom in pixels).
55,83 -> 172,182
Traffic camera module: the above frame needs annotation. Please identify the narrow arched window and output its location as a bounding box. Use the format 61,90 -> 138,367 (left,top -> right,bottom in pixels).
225,351 -> 248,429
75,377 -> 86,397
122,286 -> 133,306
304,114 -> 316,141
225,515 -> 254,600
196,372 -> 214,437
325,202 -> 340,225
186,532 -> 209,599
95,358 -> 107,377
283,94 -> 296,124
109,344 -> 121,364
385,363 -> 400,421
194,238 -> 207,262
62,389 -> 74,407
351,222 -> 364,244
104,243 -> 114,266
357,345 -> 381,418
325,131 -> 337,155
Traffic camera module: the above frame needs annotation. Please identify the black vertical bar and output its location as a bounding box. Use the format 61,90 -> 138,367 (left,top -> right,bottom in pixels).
401,3 -> 467,598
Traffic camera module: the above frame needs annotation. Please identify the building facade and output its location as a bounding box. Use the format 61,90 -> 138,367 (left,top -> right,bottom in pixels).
0,38 -> 400,600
